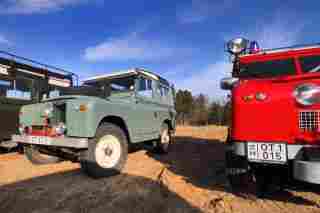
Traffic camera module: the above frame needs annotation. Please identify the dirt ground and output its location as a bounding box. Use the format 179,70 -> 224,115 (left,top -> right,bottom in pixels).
1,126 -> 320,213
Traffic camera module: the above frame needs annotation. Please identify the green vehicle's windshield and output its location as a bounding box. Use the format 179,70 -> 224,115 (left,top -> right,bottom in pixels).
238,58 -> 296,78
83,76 -> 135,97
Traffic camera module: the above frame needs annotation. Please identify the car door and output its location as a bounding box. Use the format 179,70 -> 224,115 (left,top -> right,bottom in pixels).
132,75 -> 159,141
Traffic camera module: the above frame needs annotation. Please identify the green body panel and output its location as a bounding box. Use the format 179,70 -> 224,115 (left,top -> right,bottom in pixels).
20,93 -> 176,143
19,71 -> 176,144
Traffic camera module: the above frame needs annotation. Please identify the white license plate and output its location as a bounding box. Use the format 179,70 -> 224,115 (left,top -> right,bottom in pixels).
28,136 -> 52,145
247,142 -> 287,163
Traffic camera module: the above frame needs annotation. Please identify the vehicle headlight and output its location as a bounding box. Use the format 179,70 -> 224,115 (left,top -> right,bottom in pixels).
226,38 -> 248,54
44,105 -> 54,117
18,124 -> 25,135
55,122 -> 66,135
294,84 -> 320,106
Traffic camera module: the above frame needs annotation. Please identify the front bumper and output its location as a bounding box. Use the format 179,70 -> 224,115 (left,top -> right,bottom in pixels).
227,142 -> 311,160
228,142 -> 320,184
12,134 -> 88,148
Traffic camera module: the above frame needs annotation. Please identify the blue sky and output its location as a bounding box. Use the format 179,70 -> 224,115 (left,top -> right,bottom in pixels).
0,0 -> 318,100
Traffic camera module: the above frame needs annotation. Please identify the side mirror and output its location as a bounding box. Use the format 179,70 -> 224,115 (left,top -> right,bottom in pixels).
220,77 -> 239,90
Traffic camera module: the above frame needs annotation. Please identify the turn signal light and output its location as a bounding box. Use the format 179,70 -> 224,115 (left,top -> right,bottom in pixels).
79,104 -> 88,112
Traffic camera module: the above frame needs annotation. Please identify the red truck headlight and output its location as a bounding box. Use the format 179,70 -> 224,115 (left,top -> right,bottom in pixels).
294,84 -> 320,106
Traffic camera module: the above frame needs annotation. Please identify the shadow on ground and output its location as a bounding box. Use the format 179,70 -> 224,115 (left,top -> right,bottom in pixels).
0,169 -> 202,213
148,136 -> 320,207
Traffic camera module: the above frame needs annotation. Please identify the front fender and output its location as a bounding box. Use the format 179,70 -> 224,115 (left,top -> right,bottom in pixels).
66,99 -> 133,139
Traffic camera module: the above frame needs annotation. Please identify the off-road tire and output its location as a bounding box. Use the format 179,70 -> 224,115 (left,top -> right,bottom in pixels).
24,146 -> 61,165
80,123 -> 128,178
154,123 -> 172,154
226,150 -> 252,188
252,165 -> 288,198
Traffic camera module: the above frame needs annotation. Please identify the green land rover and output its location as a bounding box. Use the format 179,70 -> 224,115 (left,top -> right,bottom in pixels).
12,68 -> 176,178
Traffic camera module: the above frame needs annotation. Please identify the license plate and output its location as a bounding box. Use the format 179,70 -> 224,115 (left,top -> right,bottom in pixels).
247,142 -> 287,163
28,136 -> 52,145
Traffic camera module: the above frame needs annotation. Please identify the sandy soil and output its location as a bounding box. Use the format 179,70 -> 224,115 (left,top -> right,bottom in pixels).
1,126 -> 320,213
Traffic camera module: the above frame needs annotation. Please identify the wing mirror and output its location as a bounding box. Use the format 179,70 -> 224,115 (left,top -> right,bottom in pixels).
220,77 -> 239,90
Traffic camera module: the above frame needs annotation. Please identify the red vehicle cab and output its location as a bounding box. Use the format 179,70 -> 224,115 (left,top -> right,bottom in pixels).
222,38 -> 320,194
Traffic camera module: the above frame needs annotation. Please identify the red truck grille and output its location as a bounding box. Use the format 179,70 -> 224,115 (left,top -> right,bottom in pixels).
299,111 -> 320,132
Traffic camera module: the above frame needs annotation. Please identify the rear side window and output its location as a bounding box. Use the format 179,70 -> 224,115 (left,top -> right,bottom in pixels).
137,77 -> 153,98
159,85 -> 169,97
239,58 -> 296,78
299,55 -> 320,73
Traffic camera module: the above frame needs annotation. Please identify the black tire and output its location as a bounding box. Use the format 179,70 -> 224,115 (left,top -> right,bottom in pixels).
154,123 -> 172,154
24,146 -> 61,165
252,165 -> 288,198
226,150 -> 252,188
80,123 -> 128,178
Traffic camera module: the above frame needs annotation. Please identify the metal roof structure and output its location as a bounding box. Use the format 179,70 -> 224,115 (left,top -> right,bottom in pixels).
83,68 -> 171,87
240,43 -> 320,57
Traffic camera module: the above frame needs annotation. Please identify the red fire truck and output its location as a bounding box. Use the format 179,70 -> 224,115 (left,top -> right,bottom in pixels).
222,38 -> 320,195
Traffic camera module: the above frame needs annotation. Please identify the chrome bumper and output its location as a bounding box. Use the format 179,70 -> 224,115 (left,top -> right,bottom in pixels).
228,142 -> 320,184
294,160 -> 320,184
12,134 -> 88,148
228,142 -> 317,160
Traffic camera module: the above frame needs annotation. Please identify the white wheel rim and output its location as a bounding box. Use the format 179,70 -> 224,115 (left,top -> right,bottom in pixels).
95,135 -> 121,169
161,129 -> 170,149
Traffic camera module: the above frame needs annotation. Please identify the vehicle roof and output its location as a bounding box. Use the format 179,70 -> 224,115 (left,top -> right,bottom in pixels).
82,68 -> 171,87
239,43 -> 320,63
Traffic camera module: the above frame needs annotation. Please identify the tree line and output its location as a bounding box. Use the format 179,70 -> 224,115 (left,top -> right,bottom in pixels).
175,89 -> 231,126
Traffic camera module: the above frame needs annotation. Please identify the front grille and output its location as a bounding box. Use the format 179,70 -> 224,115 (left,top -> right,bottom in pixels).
299,111 -> 320,131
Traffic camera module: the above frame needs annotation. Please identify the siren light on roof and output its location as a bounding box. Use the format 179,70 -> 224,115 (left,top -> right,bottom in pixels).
249,41 -> 260,54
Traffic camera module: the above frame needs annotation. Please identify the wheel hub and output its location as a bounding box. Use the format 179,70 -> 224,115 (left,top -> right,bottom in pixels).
105,148 -> 113,156
95,135 -> 121,169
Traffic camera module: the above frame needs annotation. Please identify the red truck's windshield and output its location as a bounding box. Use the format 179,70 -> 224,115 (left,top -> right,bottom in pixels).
237,53 -> 320,79
238,58 -> 296,78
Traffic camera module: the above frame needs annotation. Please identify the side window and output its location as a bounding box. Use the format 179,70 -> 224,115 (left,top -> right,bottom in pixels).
300,55 -> 320,73
137,77 -> 153,98
0,79 -> 12,97
159,84 -> 169,98
6,76 -> 34,100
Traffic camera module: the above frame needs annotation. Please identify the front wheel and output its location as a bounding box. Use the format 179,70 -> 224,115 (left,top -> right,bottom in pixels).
24,146 -> 61,165
80,123 -> 128,178
226,150 -> 252,188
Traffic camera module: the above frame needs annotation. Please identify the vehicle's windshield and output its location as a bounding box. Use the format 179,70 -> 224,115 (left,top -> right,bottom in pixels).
84,77 -> 135,96
238,58 -> 296,78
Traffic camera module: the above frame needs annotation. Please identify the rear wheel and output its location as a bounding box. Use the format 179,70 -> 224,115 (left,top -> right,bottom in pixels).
24,146 -> 61,165
154,123 -> 172,154
80,123 -> 128,178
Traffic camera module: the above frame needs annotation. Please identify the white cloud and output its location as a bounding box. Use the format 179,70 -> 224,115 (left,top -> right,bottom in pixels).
175,15 -> 303,99
224,13 -> 303,49
0,0 -> 89,14
0,34 -> 9,44
177,0 -> 234,24
84,32 -> 188,62
174,61 -> 231,100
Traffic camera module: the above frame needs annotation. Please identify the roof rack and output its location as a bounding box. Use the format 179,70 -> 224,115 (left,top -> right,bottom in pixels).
83,68 -> 171,87
0,50 -> 79,84
241,43 -> 320,57
262,43 -> 320,54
